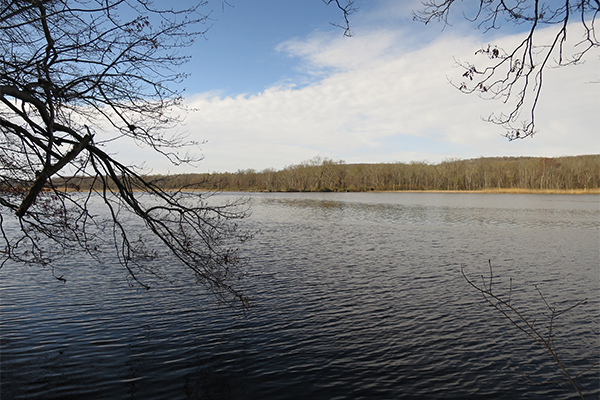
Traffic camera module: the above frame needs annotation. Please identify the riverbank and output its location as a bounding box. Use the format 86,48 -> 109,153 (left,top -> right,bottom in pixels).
176,188 -> 600,194
49,187 -> 600,195
376,188 -> 600,195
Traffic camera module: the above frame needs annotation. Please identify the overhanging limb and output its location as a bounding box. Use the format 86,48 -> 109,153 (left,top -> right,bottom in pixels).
16,133 -> 94,217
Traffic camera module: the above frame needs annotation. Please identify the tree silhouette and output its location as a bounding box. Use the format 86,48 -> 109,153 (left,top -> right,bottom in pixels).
0,0 -> 251,305
414,0 -> 599,139
462,261 -> 592,399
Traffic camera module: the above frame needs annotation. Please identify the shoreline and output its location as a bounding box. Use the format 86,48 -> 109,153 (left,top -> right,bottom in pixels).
178,188 -> 600,194
375,188 -> 600,195
47,187 -> 600,195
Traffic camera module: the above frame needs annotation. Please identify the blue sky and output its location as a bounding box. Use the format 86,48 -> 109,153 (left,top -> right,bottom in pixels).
182,0 -> 352,96
111,0 -> 599,174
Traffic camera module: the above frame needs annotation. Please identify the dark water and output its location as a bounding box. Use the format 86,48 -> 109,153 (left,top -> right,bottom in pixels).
1,193 -> 599,399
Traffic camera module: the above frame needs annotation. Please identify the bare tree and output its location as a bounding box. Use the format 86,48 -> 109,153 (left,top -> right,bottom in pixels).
323,0 -> 357,36
462,261 -> 592,399
414,0 -> 599,140
0,0 -> 252,305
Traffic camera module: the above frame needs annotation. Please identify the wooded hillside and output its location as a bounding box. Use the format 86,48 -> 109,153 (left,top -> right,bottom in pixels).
52,155 -> 599,193
140,155 -> 600,192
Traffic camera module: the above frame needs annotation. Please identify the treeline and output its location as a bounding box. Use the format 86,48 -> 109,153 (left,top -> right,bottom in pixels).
145,155 -> 599,192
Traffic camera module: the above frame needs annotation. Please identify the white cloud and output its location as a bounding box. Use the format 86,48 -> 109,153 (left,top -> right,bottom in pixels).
276,28 -> 407,73
108,15 -> 599,173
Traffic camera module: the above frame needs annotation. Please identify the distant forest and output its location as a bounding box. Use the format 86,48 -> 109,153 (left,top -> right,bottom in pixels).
59,155 -> 599,193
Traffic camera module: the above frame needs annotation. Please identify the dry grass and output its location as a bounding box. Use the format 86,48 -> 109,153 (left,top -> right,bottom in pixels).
380,188 -> 600,195
475,188 -> 600,194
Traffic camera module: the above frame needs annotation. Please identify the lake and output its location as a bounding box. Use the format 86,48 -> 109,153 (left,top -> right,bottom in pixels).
1,192 -> 599,399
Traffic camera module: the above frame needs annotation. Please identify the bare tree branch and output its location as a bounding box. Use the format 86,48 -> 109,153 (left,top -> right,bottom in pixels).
462,260 -> 591,399
414,0 -> 599,139
0,0 -> 251,306
323,0 -> 358,37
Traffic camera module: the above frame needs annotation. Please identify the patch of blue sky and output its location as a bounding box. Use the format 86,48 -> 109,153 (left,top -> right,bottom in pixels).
162,0 -> 579,97
179,0 -> 351,96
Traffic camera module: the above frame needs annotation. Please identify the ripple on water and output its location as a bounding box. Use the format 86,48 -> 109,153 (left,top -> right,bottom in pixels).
1,193 -> 599,399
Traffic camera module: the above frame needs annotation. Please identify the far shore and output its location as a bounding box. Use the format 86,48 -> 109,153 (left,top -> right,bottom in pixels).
51,187 -> 600,195
193,188 -> 600,194
376,188 -> 600,195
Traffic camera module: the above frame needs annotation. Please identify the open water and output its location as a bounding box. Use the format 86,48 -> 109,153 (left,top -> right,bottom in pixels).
1,192 -> 599,399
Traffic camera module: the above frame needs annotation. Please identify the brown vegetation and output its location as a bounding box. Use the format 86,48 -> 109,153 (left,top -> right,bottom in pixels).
52,155 -> 600,193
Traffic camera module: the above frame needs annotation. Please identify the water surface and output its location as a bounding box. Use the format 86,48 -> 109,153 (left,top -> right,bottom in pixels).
1,193 -> 598,399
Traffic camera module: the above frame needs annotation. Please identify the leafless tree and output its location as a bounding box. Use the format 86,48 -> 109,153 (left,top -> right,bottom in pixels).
0,0 -> 252,305
462,260 -> 593,399
323,0 -> 357,37
414,0 -> 599,140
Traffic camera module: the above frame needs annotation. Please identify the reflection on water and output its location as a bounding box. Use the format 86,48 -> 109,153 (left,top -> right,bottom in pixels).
259,192 -> 599,229
1,193 -> 599,399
